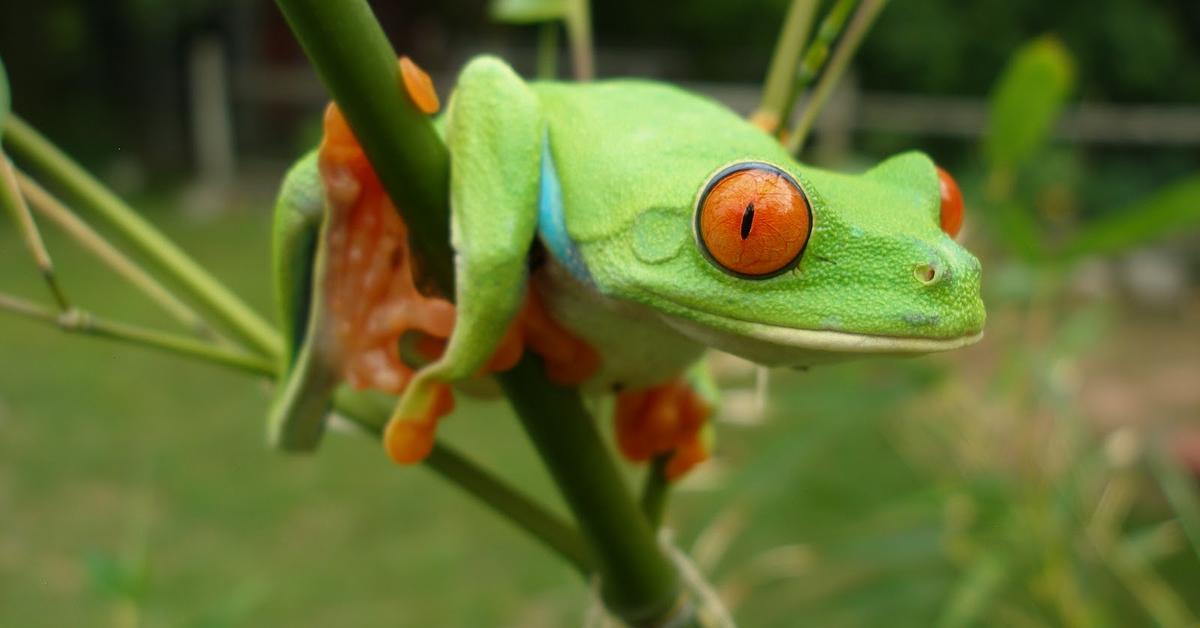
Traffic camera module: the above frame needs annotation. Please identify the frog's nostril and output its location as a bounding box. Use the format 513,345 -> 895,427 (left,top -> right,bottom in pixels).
914,262 -> 941,285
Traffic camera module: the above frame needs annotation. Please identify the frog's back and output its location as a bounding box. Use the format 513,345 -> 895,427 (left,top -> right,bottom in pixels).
531,80 -> 791,242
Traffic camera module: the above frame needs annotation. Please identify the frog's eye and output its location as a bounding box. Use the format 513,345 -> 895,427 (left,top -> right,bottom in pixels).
937,167 -> 964,238
695,162 -> 811,278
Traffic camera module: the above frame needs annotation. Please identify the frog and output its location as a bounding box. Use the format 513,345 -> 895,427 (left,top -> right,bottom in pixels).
266,55 -> 985,479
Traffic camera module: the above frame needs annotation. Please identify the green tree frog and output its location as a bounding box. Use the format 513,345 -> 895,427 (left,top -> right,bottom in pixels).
267,56 -> 985,479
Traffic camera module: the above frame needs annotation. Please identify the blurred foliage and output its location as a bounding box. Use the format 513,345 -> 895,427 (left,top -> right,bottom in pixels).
490,0 -> 568,24
0,56 -> 9,133
983,36 -> 1075,172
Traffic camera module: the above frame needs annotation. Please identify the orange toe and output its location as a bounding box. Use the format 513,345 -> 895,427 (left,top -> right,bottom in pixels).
383,384 -> 455,464
615,379 -> 712,474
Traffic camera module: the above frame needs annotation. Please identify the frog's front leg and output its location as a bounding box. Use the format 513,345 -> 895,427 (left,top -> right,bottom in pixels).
385,57 -> 545,463
615,362 -> 718,480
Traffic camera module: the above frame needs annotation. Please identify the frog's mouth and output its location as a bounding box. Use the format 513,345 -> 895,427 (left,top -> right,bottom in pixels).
659,310 -> 983,367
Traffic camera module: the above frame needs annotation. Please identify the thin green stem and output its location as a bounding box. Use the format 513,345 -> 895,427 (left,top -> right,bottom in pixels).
776,0 -> 857,137
752,0 -> 818,135
536,22 -> 560,80
564,0 -> 594,81
786,0 -> 890,154
1,116 -> 281,357
17,170 -> 218,339
331,390 -> 593,575
0,292 -> 275,377
0,152 -> 70,310
641,454 -> 671,529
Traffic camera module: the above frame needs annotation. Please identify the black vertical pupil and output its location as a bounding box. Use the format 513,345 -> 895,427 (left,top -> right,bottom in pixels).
740,202 -> 755,240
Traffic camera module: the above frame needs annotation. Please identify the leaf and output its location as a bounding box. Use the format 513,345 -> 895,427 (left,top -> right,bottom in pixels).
0,56 -> 9,134
489,0 -> 566,24
1149,446 -> 1200,564
984,36 -> 1076,169
1064,174 -> 1200,257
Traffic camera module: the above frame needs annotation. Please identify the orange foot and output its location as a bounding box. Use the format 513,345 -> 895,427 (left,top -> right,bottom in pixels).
616,379 -> 713,480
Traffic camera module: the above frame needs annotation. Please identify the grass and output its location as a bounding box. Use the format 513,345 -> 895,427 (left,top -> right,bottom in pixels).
1,200 -> 1197,626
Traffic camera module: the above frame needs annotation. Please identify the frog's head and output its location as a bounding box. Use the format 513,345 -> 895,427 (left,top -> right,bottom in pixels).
589,150 -> 985,367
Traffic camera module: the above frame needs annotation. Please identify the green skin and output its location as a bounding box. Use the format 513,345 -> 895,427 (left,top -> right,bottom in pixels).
267,56 -> 986,451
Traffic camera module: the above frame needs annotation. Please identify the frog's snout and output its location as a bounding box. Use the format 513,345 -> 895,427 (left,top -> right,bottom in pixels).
903,237 -> 985,335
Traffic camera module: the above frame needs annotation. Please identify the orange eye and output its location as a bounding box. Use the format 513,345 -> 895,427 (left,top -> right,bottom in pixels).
695,163 -> 811,278
937,167 -> 964,238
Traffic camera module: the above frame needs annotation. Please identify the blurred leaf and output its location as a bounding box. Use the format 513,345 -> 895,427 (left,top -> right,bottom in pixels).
490,0 -> 566,23
984,36 -> 1075,170
1064,174 -> 1200,258
0,56 -> 9,134
1149,447 -> 1200,564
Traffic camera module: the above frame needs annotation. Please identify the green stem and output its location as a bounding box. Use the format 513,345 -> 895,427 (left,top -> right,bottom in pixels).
274,0 -> 455,292
536,22 -> 560,80
273,1 -> 688,624
499,359 -> 682,624
0,292 -> 275,377
1,116 -> 281,357
17,169 -> 218,339
331,391 -> 593,575
786,0 -> 890,154
0,151 -> 70,310
641,454 -> 671,529
776,0 -> 858,137
752,0 -> 818,134
564,0 -> 595,81
2,112 -> 588,578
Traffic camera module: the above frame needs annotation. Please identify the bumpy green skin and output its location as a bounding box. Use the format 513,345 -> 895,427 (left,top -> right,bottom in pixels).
268,55 -> 986,449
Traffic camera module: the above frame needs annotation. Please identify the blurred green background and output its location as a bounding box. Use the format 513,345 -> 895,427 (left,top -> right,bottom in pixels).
1,0 -> 1199,626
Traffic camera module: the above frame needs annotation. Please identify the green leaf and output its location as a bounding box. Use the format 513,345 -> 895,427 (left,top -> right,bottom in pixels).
0,56 -> 10,134
1065,174 -> 1200,257
1149,446 -> 1200,563
490,0 -> 566,24
984,36 -> 1076,169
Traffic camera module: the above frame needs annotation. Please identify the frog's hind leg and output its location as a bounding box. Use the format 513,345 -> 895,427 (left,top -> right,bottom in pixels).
615,363 -> 718,480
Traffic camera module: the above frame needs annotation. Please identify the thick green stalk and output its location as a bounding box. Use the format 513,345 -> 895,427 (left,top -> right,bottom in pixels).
1,116 -> 281,357
786,0 -> 890,154
501,359 -> 681,623
640,455 -> 671,529
752,0 -> 818,134
274,0 -> 454,292
0,292 -> 275,376
271,1 -> 687,623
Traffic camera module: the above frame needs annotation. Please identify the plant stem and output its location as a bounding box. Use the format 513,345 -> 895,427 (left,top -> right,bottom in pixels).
751,0 -> 819,135
1,116 -> 281,357
0,292 -> 275,377
272,1 -> 689,623
273,0 -> 455,292
499,359 -> 682,624
564,0 -> 595,81
331,390 -> 594,575
641,454 -> 671,529
17,170 -> 217,339
0,152 -> 70,310
786,0 -> 890,154
776,0 -> 858,138
536,22 -> 560,80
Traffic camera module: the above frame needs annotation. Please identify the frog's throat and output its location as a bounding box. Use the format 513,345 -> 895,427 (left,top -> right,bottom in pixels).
536,134 -> 593,284
661,309 -> 983,365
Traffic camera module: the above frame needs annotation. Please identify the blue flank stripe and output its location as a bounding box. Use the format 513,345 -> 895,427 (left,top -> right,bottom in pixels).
537,134 -> 593,283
